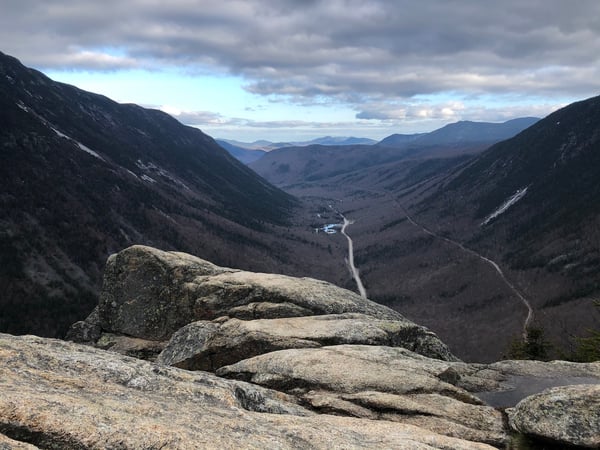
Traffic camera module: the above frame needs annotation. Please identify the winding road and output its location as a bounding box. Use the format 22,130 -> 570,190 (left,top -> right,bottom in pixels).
327,192 -> 534,339
339,214 -> 368,299
392,196 -> 534,339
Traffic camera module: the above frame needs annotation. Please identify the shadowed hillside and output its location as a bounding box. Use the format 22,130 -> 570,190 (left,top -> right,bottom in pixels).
0,51 -> 340,338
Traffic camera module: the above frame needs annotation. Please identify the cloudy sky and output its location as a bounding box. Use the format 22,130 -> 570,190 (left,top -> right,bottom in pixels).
3,1 -> 600,142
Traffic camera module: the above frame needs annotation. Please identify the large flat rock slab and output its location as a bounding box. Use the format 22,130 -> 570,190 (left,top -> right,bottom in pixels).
216,344 -> 506,446
0,334 -> 494,450
217,345 -> 475,399
157,313 -> 456,371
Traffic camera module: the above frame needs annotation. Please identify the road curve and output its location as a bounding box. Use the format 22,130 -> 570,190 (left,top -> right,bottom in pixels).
377,190 -> 534,339
339,214 -> 368,299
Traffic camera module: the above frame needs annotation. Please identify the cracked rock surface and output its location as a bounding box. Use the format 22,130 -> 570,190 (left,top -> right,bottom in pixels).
32,245 -> 600,448
157,312 -> 456,371
0,334 -> 494,450
216,344 -> 507,446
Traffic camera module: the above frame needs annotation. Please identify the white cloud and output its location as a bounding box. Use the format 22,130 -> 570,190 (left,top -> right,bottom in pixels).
3,1 -> 600,100
161,100 -> 561,142
2,0 -> 599,139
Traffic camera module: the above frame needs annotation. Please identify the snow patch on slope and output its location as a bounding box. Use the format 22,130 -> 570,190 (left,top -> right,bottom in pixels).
76,142 -> 103,160
124,169 -> 138,179
51,128 -> 105,161
140,174 -> 157,183
481,187 -> 528,226
136,159 -> 190,190
16,101 -> 29,112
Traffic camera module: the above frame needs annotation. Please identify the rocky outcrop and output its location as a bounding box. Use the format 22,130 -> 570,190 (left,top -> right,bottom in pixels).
454,358 -> 600,408
0,333 -> 495,449
216,345 -> 506,446
95,333 -> 168,360
57,245 -> 600,448
90,245 -> 408,337
70,245 -> 454,360
157,313 -> 456,371
507,384 -> 600,448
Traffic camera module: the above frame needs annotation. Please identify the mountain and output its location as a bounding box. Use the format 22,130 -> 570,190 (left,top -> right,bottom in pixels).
379,118 -> 539,147
309,136 -> 377,146
249,144 -> 371,186
247,102 -> 599,361
377,132 -> 424,147
350,97 -> 600,360
418,95 -> 600,302
220,136 -> 377,153
0,51 -> 328,338
215,139 -> 266,164
250,118 -> 537,188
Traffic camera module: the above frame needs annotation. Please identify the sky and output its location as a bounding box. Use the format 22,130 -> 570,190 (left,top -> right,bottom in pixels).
2,1 -> 600,142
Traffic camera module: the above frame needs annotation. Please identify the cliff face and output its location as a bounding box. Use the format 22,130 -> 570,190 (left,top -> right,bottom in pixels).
1,245 -> 599,449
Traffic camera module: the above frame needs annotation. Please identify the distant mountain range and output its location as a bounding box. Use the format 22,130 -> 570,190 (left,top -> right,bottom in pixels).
221,120 -> 539,165
249,118 -> 538,187
378,117 -> 539,147
215,140 -> 266,164
217,136 -> 378,163
220,136 -> 378,151
0,51 -> 319,338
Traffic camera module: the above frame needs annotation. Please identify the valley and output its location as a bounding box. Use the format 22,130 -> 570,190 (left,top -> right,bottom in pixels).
253,101 -> 600,362
3,4 -> 600,448
2,50 -> 599,364
0,52 -> 350,339
285,187 -> 532,362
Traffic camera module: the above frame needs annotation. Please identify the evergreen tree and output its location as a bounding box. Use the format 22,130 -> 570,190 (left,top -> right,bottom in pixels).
506,326 -> 551,361
571,301 -> 600,362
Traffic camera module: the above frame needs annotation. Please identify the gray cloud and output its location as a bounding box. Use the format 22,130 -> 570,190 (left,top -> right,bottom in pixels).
356,100 -> 563,124
164,101 -> 562,140
2,0 -> 600,117
168,107 -> 359,130
165,109 -> 227,126
165,105 -> 391,141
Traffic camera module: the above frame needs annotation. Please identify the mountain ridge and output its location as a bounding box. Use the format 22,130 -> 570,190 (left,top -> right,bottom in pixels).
390,117 -> 539,147
355,96 -> 600,359
219,135 -> 377,152
0,50 -> 331,338
249,118 -> 537,188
